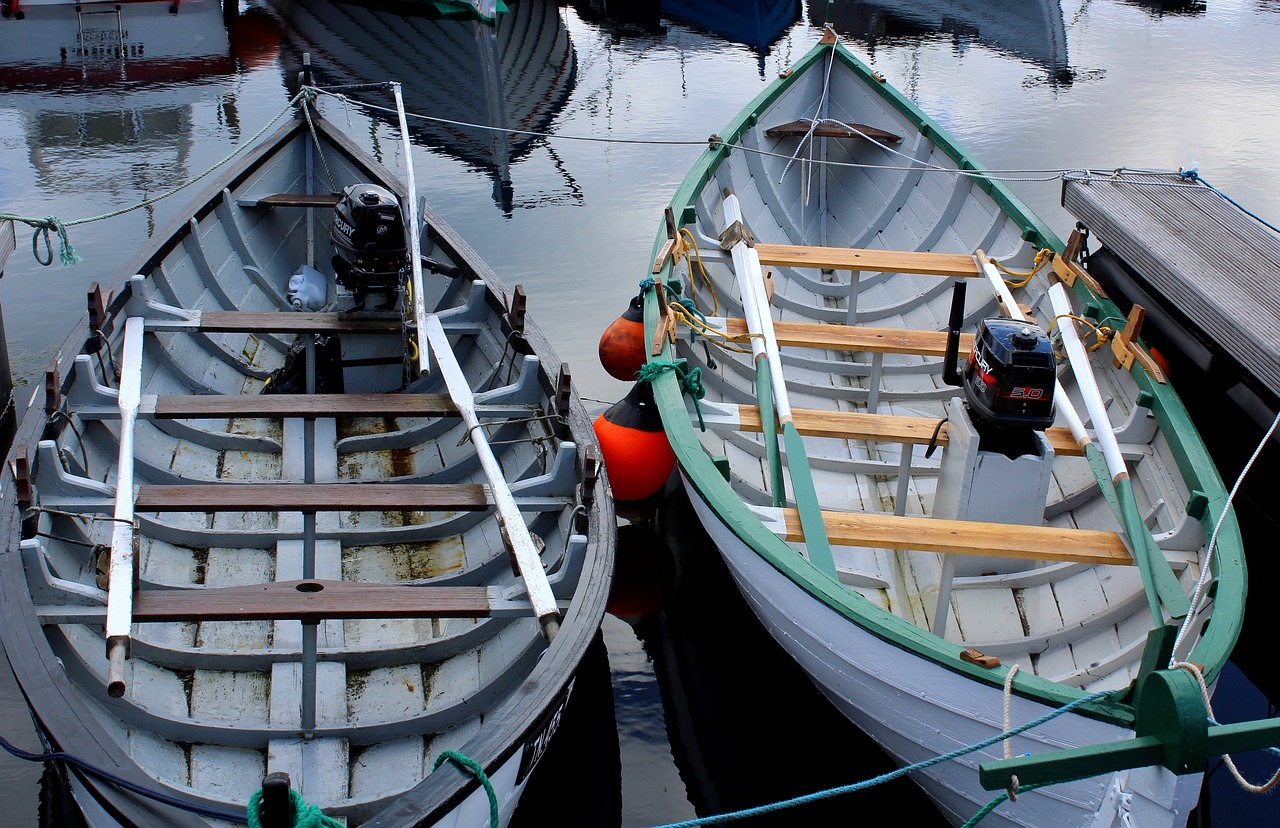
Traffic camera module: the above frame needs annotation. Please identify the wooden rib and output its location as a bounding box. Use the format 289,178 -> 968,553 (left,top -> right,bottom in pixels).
780,509 -> 1132,566
134,483 -> 490,512
719,317 -> 974,356
734,404 -> 1084,457
151,393 -> 458,419
196,311 -> 400,333
132,581 -> 490,622
755,243 -> 981,277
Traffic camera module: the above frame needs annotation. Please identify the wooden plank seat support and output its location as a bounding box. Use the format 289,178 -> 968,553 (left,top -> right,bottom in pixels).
753,243 -> 981,278
715,317 -> 975,357
148,393 -> 459,419
764,120 -> 903,144
731,404 -> 1084,458
238,193 -> 343,209
134,483 -> 493,512
131,581 -> 492,622
778,508 -> 1133,566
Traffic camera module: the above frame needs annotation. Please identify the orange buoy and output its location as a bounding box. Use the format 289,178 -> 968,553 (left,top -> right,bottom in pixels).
593,381 -> 675,502
598,295 -> 646,381
1149,345 -> 1172,379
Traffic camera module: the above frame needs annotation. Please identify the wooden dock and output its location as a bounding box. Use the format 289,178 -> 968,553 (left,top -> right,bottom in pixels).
1062,171 -> 1280,399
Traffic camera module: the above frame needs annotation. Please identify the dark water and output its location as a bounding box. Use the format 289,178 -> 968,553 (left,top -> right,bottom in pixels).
2,0 -> 1280,825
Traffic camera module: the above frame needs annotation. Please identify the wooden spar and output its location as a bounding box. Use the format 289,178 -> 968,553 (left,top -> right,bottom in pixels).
722,190 -> 834,575
392,82 -> 430,377
422,313 -> 561,639
105,316 -> 144,698
1047,282 -> 1190,622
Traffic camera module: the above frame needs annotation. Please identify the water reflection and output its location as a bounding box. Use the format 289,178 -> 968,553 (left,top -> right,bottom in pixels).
809,0 -> 1073,87
262,0 -> 579,215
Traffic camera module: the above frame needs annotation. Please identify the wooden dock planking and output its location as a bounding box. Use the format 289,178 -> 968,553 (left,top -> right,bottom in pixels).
779,509 -> 1132,566
1063,171 -> 1280,398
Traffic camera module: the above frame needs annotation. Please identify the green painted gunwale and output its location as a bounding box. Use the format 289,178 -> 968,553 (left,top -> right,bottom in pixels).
642,34 -> 1245,725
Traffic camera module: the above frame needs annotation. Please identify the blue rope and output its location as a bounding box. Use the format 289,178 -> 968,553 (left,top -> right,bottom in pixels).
1179,167 -> 1280,234
653,690 -> 1113,827
0,732 -> 249,823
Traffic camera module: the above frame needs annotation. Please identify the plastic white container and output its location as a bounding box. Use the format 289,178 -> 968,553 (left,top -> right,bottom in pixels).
287,264 -> 328,311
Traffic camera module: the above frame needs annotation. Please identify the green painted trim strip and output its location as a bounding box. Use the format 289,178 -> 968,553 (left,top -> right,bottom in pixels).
755,361 -> 785,507
1116,476 -> 1191,620
782,422 -> 836,576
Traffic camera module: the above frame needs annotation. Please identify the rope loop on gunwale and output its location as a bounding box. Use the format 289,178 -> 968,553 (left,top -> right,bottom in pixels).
432,749 -> 500,828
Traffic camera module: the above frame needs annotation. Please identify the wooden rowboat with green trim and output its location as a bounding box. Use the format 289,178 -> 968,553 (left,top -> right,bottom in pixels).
640,26 -> 1259,827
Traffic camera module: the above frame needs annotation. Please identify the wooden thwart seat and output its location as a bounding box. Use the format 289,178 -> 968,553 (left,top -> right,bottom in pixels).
778,508 -> 1132,566
132,581 -> 492,622
238,193 -> 343,209
148,393 -> 459,419
195,310 -> 401,333
731,404 -> 1083,457
716,317 -> 974,357
134,482 -> 492,512
754,243 -> 981,277
765,120 -> 903,144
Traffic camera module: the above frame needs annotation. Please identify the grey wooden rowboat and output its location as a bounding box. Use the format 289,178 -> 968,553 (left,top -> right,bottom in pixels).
640,26 -> 1249,828
0,82 -> 614,827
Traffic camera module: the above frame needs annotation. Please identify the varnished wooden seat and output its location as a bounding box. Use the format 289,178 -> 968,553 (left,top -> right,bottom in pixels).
764,120 -> 903,144
714,317 -> 975,357
147,393 -> 459,419
754,243 -> 981,277
237,193 -> 343,209
132,581 -> 494,622
134,482 -> 494,512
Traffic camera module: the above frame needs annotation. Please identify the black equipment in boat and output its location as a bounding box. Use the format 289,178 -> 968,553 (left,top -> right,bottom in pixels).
330,183 -> 407,310
963,317 -> 1056,431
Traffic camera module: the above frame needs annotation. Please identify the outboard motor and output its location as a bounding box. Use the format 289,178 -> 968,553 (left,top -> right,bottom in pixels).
962,317 -> 1057,432
330,183 -> 408,310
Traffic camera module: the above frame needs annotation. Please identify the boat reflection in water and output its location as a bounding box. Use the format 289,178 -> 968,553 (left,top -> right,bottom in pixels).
809,0 -> 1073,87
262,0 -> 578,216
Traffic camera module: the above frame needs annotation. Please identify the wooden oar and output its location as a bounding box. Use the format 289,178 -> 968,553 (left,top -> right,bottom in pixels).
422,313 -> 562,639
722,190 -> 835,576
105,316 -> 144,698
1047,282 -> 1189,621
392,82 -> 431,377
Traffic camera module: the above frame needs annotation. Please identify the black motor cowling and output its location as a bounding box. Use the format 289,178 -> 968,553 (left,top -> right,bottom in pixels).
330,184 -> 407,309
962,317 -> 1056,431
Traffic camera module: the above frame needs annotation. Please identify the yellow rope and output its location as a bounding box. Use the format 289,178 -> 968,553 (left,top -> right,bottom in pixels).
990,248 -> 1051,289
679,227 -> 719,317
1050,313 -> 1112,353
667,302 -> 756,353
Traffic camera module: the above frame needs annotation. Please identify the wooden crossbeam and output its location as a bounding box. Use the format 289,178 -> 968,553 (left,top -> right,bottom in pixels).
195,311 -> 401,334
716,317 -> 974,357
779,509 -> 1132,566
149,393 -> 458,419
764,120 -> 903,144
730,404 -> 1084,457
134,483 -> 491,512
239,193 -> 342,209
754,244 -> 981,277
132,581 -> 491,622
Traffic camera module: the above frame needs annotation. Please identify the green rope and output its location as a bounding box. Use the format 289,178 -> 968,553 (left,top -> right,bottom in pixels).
432,750 -> 499,828
0,89 -> 310,269
638,360 -> 706,430
245,788 -> 343,828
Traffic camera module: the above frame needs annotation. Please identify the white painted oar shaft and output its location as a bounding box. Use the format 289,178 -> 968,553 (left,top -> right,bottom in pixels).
724,193 -> 793,422
106,316 -> 145,697
1048,282 -> 1128,476
393,82 -> 430,376
975,253 -> 1090,444
423,313 -> 560,639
